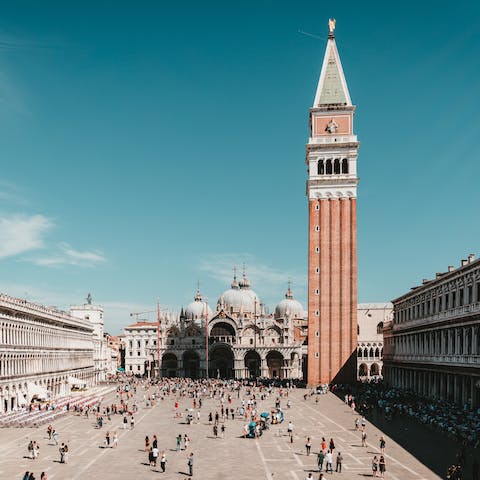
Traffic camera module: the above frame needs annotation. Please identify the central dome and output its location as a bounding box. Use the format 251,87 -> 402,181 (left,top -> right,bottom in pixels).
218,271 -> 260,315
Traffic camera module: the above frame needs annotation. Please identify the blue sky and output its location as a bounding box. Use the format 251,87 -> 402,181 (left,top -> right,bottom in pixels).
1,1 -> 479,334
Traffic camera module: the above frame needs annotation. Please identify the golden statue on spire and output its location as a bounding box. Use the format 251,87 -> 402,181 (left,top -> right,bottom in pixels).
328,18 -> 336,35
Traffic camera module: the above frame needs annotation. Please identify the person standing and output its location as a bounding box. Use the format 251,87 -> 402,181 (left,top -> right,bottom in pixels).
130,415 -> 135,429
123,415 -> 128,429
40,473 -> 47,480
176,434 -> 182,451
152,446 -> 159,468
113,431 -> 118,448
372,456 -> 379,478
59,444 -> 65,463
335,452 -> 343,473
22,472 -> 29,480
160,451 -> 167,473
305,437 -> 312,456
188,452 -> 194,476
221,424 -> 225,439
361,431 -> 367,447
379,456 -> 386,479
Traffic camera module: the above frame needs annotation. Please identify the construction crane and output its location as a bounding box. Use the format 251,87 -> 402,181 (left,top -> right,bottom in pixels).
129,310 -> 156,320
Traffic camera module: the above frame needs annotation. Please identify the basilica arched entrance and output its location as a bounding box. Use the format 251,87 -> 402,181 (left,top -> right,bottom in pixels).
244,350 -> 261,378
162,352 -> 178,377
210,345 -> 234,378
183,350 -> 200,379
266,351 -> 283,379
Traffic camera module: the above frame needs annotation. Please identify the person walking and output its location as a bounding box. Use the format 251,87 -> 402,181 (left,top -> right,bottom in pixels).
335,452 -> 343,473
63,444 -> 69,464
321,437 -> 327,452
305,437 -> 312,456
145,436 -> 150,452
22,472 -> 29,480
188,452 -> 194,476
160,452 -> 167,473
123,415 -> 128,429
317,450 -> 325,471
59,444 -> 65,463
329,438 -> 335,454
152,446 -> 159,468
113,431 -> 118,448
52,430 -> 58,446
361,431 -> 367,447
176,434 -> 182,451
379,436 -> 386,454
379,456 -> 386,479
130,415 -> 135,429
221,424 -> 225,439
325,450 -> 333,473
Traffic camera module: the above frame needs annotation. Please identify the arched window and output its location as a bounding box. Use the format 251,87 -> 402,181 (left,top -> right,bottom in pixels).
342,158 -> 348,174
369,347 -> 374,358
317,159 -> 324,175
374,348 -> 380,358
357,348 -> 362,358
326,159 -> 333,175
377,322 -> 384,334
334,158 -> 340,174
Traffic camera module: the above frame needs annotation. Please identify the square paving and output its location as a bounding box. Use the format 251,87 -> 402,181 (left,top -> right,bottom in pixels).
0,386 -> 440,479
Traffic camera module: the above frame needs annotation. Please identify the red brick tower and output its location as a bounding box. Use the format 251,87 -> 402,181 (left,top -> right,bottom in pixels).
306,19 -> 359,385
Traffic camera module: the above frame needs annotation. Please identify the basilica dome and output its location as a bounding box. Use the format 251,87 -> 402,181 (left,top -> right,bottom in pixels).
185,289 -> 213,321
218,272 -> 260,314
275,285 -> 304,319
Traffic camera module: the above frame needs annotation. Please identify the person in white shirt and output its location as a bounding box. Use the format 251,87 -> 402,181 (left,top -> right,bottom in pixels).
325,450 -> 333,473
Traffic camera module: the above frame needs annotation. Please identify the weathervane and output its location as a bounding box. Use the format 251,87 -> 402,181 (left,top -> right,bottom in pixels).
86,293 -> 92,305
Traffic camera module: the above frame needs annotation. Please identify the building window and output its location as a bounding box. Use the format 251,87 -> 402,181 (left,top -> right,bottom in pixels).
137,365 -> 141,371
129,365 -> 133,371
145,340 -> 149,345
459,289 -> 464,306
129,351 -> 132,356
317,159 -> 324,175
315,289 -> 319,295
315,247 -> 320,253
326,159 -> 333,174
137,340 -> 141,348
153,340 -> 157,346
316,267 -> 320,274
137,351 -> 141,356
170,339 -> 175,345
192,339 -> 195,345
315,352 -> 319,358
357,324 -> 360,335
315,226 -> 320,231
334,158 -> 340,174
250,338 -> 253,345
341,158 -> 348,174
315,204 -> 319,211
315,310 -> 319,316
129,340 -> 133,348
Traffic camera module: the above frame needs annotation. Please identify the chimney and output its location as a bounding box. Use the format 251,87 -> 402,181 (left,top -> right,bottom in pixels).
448,265 -> 454,272
468,253 -> 475,263
461,259 -> 468,267
436,272 -> 443,279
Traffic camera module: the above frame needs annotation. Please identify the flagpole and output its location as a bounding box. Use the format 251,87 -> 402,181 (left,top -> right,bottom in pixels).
157,300 -> 161,379
205,296 -> 209,380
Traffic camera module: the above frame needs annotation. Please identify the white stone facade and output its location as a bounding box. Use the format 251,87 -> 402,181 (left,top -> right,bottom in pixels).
383,254 -> 480,408
0,294 -> 95,412
70,303 -> 110,382
357,303 -> 392,380
124,274 -> 307,380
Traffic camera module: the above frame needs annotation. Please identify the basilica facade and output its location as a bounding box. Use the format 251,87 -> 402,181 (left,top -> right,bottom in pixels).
124,272 -> 308,380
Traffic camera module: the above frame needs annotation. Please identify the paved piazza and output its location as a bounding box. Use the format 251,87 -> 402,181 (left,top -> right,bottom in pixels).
0,386 -> 439,480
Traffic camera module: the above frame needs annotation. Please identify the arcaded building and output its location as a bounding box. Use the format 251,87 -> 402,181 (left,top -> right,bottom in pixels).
0,294 -> 95,412
306,19 -> 359,385
383,254 -> 480,408
124,273 -> 307,380
357,303 -> 392,380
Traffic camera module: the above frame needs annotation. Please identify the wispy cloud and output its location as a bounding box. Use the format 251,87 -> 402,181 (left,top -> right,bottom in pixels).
0,214 -> 52,258
0,282 -> 149,334
199,253 -> 306,306
31,242 -> 106,267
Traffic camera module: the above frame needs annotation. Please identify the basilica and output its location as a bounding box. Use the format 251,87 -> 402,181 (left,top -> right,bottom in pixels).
124,270 -> 308,380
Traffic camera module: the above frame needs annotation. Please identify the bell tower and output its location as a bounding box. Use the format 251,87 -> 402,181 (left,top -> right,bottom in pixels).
306,19 -> 359,385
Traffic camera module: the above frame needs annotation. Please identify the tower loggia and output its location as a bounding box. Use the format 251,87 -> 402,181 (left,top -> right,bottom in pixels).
306,19 -> 359,385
